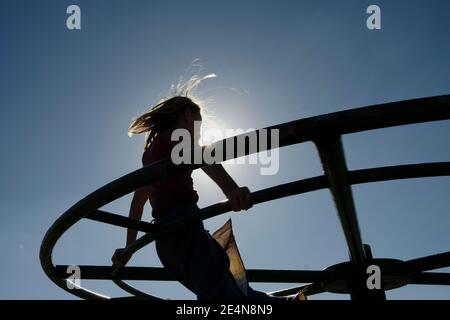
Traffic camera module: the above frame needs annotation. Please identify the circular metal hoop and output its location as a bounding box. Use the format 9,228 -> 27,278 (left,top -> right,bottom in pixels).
40,95 -> 450,300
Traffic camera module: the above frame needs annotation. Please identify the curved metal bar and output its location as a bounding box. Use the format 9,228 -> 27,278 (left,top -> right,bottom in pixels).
123,162 -> 450,256
44,162 -> 450,299
269,283 -> 324,297
112,279 -> 162,300
58,277 -> 110,300
40,95 -> 450,299
82,162 -> 450,235
349,162 -> 450,184
63,162 -> 450,298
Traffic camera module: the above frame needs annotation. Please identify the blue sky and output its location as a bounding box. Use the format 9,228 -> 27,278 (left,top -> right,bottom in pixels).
1,0 -> 449,299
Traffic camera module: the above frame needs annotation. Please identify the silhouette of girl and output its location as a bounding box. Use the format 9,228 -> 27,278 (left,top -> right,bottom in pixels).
111,95 -> 304,300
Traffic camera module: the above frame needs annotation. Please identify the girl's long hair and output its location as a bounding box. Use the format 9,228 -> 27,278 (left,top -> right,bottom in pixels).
128,96 -> 200,150
128,64 -> 216,150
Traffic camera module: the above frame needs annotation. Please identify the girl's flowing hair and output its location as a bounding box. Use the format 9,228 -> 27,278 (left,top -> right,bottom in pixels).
128,64 -> 216,150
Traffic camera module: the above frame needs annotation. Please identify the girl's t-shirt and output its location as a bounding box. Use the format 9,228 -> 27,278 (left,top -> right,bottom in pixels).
142,126 -> 199,218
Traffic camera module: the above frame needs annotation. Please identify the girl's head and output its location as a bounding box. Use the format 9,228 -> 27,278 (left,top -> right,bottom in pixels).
129,65 -> 216,149
128,96 -> 202,149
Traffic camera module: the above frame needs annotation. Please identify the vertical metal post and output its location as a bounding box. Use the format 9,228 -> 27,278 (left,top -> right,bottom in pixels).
315,136 -> 372,299
315,136 -> 366,268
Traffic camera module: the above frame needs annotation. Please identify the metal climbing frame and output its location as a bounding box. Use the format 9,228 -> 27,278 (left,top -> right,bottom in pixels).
40,94 -> 450,300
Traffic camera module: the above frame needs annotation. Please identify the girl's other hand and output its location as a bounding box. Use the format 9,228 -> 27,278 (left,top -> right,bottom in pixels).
111,248 -> 132,275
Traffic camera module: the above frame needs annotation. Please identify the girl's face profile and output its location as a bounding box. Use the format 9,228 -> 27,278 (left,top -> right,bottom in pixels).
183,107 -> 201,125
177,106 -> 202,141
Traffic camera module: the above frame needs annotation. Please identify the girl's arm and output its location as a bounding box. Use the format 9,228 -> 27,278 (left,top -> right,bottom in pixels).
111,188 -> 147,270
125,187 -> 148,246
202,164 -> 252,211
202,163 -> 238,195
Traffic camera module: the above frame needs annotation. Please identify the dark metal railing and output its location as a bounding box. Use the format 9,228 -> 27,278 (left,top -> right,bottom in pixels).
40,94 -> 450,300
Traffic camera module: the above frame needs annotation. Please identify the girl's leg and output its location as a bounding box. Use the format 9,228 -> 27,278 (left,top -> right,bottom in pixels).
155,202 -> 292,300
155,202 -> 233,299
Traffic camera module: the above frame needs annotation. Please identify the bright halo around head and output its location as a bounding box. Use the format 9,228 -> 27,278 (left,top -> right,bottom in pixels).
192,114 -> 232,203
198,108 -> 262,177
198,114 -> 231,147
